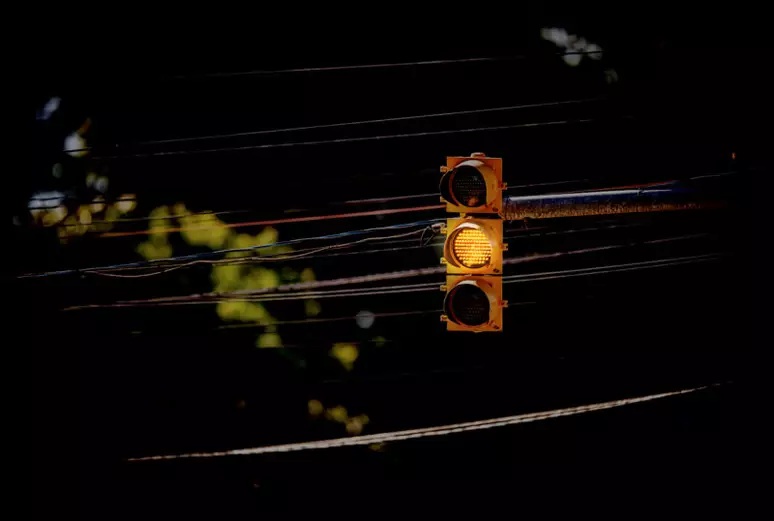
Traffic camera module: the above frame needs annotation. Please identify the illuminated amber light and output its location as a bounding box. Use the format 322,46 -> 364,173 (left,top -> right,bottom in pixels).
450,227 -> 492,268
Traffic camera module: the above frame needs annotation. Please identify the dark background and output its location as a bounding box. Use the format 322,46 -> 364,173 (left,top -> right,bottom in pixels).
25,9 -> 767,517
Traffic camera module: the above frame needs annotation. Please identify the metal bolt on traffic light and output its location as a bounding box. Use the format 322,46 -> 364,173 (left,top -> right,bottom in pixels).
439,153 -> 507,332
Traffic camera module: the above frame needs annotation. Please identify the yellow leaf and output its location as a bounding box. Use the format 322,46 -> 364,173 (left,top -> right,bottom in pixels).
226,250 -> 251,259
104,205 -> 121,223
74,223 -> 89,236
240,302 -> 270,323
325,405 -> 348,423
149,206 -> 170,220
216,301 -> 243,320
300,268 -> 316,282
42,205 -> 67,226
89,220 -> 113,233
172,203 -> 188,216
254,227 -> 279,247
304,299 -> 321,317
345,416 -> 364,436
115,194 -> 137,214
256,332 -> 282,348
89,196 -> 106,214
211,265 -> 244,292
231,233 -> 255,249
308,400 -> 324,417
77,206 -> 92,225
178,214 -> 231,248
148,233 -> 168,246
330,343 -> 359,371
205,226 -> 231,249
58,215 -> 79,242
136,240 -> 172,260
180,214 -> 228,246
30,208 -> 45,222
243,268 -> 279,290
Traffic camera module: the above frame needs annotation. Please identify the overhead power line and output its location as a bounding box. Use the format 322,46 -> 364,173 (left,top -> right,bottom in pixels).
22,207 -> 718,281
209,237 -> 717,299
92,118 -> 595,160
128,383 -> 721,462
98,204 -> 444,239
89,225 -> 699,278
89,227 -> 434,278
17,219 -> 443,279
164,50 -> 606,80
81,223 -> 638,275
87,231 -> 710,288
120,98 -> 598,149
62,252 -> 724,311
217,253 -> 722,304
170,56 -> 511,79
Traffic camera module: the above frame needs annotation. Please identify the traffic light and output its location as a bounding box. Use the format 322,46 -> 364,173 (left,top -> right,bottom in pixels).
442,276 -> 505,332
440,154 -> 505,215
442,218 -> 505,275
440,153 -> 507,332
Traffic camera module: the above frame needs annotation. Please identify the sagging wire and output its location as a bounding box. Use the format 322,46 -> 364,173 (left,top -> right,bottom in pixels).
71,235 -> 716,307
45,179 -> 587,219
78,220 -> 646,279
163,50 -> 607,81
89,225 -> 441,278
98,204 -> 444,239
93,98 -> 598,151
502,253 -> 724,283
17,219 -> 444,279
63,251 -> 725,312
420,224 -> 440,247
91,118 -> 596,160
45,169 -> 731,239
128,383 -> 722,462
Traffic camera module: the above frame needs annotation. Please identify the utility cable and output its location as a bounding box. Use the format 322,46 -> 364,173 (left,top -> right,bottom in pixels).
128,383 -> 722,462
17,219 -> 443,279
163,50 -> 607,80
92,118 -> 595,160
63,251 -> 724,311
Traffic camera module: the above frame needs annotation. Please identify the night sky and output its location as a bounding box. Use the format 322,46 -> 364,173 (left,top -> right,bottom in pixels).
25,11 -> 766,517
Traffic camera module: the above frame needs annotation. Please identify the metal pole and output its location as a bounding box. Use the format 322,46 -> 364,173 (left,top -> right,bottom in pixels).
503,187 -> 724,221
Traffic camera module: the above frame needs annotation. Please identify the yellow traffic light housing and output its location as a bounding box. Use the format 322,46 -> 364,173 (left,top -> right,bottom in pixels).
440,153 -> 504,215
442,218 -> 505,275
441,276 -> 507,332
440,152 -> 506,332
